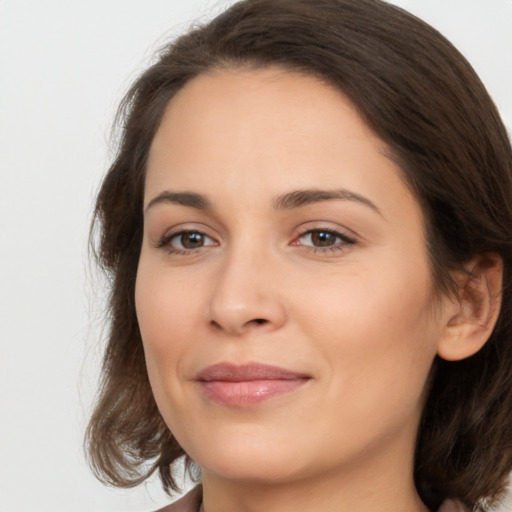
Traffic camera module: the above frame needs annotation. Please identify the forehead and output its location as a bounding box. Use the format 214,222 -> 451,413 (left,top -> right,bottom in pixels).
148,67 -> 382,173
145,67 -> 420,226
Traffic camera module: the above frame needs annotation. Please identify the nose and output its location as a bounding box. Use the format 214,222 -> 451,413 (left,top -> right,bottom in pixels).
207,248 -> 287,336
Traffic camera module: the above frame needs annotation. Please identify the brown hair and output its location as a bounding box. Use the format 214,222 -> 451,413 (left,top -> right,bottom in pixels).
86,1 -> 512,510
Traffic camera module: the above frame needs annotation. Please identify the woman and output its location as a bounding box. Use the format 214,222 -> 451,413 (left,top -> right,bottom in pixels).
86,1 -> 512,511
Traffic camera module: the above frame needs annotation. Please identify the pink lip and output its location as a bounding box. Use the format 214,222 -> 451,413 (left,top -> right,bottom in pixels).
195,363 -> 311,407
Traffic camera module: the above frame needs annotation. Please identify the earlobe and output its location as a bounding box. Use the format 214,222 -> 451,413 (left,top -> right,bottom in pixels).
437,253 -> 503,361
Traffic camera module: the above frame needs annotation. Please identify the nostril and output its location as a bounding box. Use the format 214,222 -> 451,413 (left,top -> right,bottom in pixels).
209,318 -> 268,332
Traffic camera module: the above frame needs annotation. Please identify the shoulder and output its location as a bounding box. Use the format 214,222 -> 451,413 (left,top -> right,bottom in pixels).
438,499 -> 470,512
154,486 -> 202,512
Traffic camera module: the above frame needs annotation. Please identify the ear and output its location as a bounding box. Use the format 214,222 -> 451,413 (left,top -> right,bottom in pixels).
437,253 -> 503,361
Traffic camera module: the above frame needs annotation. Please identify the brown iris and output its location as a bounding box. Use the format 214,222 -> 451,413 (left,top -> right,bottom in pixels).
310,231 -> 338,247
179,232 -> 205,249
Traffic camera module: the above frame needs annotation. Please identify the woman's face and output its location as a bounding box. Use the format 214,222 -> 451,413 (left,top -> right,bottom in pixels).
136,68 -> 451,485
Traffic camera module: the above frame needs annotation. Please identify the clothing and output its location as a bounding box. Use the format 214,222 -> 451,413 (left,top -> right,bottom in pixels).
156,486 -> 202,512
437,500 -> 468,512
155,485 -> 468,512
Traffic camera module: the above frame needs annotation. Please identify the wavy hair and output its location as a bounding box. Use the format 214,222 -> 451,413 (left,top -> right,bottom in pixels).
86,1 -> 512,510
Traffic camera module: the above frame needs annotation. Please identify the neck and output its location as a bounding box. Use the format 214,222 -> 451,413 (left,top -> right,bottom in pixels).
200,434 -> 430,512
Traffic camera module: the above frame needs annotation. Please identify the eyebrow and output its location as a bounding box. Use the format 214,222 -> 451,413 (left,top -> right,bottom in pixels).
145,188 -> 381,216
273,188 -> 381,215
145,191 -> 213,212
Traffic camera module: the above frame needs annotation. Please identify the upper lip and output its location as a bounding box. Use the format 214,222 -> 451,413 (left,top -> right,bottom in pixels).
195,362 -> 311,382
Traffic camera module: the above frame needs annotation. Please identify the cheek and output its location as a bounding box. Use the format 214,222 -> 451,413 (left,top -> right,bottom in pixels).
134,260 -> 204,409
297,255 -> 439,410
298,254 -> 435,338
135,259 -> 204,350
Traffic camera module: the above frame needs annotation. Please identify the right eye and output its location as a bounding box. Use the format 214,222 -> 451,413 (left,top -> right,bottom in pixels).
158,230 -> 217,253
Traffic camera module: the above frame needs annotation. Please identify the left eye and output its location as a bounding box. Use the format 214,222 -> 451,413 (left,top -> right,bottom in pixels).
297,229 -> 353,248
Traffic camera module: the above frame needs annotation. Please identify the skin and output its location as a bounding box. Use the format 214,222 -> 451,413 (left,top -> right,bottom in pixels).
136,67 -> 461,512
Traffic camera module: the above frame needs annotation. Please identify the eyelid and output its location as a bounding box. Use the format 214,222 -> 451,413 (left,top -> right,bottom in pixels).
297,228 -> 354,244
289,224 -> 358,255
291,221 -> 357,241
152,221 -> 358,256
151,221 -> 215,240
152,222 -> 221,253
159,230 -> 217,249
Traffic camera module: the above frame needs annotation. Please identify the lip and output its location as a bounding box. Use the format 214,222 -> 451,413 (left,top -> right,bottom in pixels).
195,362 -> 311,407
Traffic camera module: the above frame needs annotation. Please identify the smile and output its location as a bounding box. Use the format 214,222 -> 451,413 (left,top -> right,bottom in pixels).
195,362 -> 311,407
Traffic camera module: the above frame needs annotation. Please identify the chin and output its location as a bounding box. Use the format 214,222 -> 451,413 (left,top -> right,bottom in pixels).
200,454 -> 307,485
184,427 -> 311,484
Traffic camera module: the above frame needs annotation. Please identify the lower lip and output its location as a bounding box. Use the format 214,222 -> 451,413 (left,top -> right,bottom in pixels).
199,379 -> 309,407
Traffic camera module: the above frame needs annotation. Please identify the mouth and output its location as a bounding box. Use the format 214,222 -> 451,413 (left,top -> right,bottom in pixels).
195,362 -> 311,407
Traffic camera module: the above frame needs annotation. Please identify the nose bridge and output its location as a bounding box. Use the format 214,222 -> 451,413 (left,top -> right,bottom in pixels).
207,235 -> 286,335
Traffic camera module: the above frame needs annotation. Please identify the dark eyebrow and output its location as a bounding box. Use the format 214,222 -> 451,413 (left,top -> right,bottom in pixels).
273,188 -> 382,215
145,188 -> 381,216
145,191 -> 213,212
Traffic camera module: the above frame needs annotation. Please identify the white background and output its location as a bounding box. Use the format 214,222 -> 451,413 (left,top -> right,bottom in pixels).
1,1 -> 511,511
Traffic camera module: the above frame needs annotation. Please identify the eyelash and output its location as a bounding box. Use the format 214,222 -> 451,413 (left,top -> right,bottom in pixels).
294,229 -> 356,254
157,230 -> 217,256
157,228 -> 356,256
